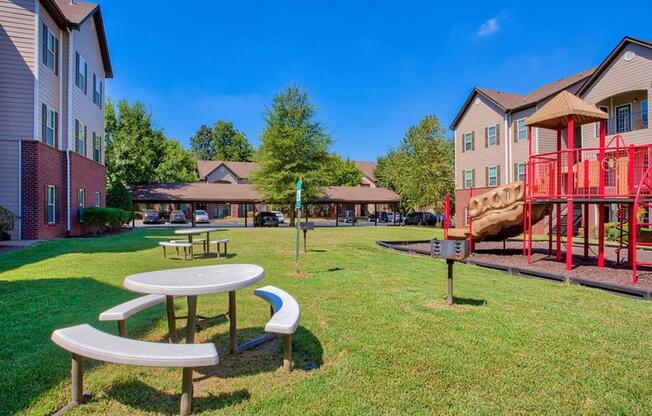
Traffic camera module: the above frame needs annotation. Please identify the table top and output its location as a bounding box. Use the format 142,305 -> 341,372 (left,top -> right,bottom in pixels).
174,228 -> 216,235
124,264 -> 265,296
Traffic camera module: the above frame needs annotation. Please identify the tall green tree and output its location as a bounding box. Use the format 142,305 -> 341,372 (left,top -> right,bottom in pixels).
323,154 -> 363,186
189,124 -> 215,160
252,86 -> 332,224
375,115 -> 454,212
105,99 -> 197,186
212,121 -> 254,161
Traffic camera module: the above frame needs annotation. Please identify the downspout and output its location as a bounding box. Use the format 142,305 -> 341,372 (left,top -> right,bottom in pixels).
504,114 -> 509,183
66,29 -> 74,235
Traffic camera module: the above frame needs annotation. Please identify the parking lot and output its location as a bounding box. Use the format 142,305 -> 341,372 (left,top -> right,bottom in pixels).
134,218 -> 402,229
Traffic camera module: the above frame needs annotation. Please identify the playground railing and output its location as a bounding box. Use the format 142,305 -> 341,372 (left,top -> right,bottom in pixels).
527,144 -> 652,200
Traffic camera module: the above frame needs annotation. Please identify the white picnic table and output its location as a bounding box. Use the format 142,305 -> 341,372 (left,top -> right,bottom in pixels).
124,264 -> 265,353
174,228 -> 220,256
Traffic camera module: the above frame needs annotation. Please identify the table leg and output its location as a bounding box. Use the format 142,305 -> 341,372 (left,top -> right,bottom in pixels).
186,296 -> 197,344
206,232 -> 210,255
229,291 -> 237,354
187,235 -> 193,259
166,296 -> 178,343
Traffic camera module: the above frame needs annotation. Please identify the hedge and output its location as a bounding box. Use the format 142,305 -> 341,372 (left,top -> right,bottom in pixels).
82,207 -> 131,234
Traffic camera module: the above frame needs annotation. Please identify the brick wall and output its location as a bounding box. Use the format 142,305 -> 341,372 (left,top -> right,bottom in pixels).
21,141 -> 67,239
70,152 -> 106,235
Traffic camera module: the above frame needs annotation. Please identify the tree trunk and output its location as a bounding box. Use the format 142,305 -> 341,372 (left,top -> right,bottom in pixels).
289,204 -> 295,227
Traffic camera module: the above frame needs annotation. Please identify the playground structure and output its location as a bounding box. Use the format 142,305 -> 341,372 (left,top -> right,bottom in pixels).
445,91 -> 652,284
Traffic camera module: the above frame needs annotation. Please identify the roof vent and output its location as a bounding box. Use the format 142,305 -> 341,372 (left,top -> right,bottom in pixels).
624,51 -> 635,62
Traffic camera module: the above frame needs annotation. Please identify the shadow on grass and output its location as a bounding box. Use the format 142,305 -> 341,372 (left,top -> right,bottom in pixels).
195,326 -> 323,379
0,277 -> 165,415
312,267 -> 344,274
105,380 -> 250,414
453,297 -> 486,306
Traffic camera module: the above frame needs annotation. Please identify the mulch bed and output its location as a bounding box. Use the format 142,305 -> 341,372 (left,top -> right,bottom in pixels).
389,239 -> 652,293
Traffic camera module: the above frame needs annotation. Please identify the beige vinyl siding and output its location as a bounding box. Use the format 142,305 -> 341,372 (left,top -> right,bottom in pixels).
0,0 -> 36,239
455,94 -> 504,189
581,43 -> 652,147
37,6 -> 60,145
71,16 -> 105,164
507,106 -> 535,172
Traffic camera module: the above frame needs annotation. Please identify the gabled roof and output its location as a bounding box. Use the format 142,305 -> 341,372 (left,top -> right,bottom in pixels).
450,68 -> 594,129
197,160 -> 259,181
577,36 -> 652,96
41,0 -> 113,77
354,161 -> 377,182
525,91 -> 608,130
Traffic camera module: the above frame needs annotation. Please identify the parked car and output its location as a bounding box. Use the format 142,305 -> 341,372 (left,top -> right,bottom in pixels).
255,212 -> 279,227
369,211 -> 388,222
142,210 -> 162,224
272,210 -> 285,224
169,210 -> 186,224
404,212 -> 437,226
195,210 -> 210,223
343,211 -> 356,223
386,212 -> 403,223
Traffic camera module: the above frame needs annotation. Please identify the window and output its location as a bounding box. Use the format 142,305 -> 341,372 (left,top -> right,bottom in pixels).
615,104 -> 632,133
75,120 -> 87,156
463,132 -> 473,151
94,191 -> 101,207
78,188 -> 86,221
92,133 -> 101,162
41,104 -> 58,147
487,125 -> 497,146
642,100 -> 649,129
488,166 -> 498,187
46,185 -> 56,224
517,119 -> 527,141
515,163 -> 525,182
42,24 -> 58,73
75,52 -> 87,93
92,74 -> 103,107
464,170 -> 473,189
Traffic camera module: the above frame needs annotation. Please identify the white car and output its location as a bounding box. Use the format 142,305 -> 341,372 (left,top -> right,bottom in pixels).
195,210 -> 210,223
272,210 -> 285,224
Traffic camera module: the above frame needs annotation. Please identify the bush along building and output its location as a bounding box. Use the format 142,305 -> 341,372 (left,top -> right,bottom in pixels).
0,0 -> 112,239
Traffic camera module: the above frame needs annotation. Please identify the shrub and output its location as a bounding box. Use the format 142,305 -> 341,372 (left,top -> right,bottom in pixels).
81,207 -> 131,234
106,182 -> 132,212
0,206 -> 16,234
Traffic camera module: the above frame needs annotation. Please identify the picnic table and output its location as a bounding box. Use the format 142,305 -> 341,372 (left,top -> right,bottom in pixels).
123,264 -> 264,353
174,227 -> 218,256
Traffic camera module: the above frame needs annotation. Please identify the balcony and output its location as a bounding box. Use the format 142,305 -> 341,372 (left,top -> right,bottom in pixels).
596,90 -> 649,135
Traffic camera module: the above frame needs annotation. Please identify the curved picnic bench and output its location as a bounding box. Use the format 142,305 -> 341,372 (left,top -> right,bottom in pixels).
51,324 -> 218,416
99,294 -> 167,336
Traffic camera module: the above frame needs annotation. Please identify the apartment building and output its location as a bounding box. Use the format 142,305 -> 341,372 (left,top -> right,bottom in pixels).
0,0 -> 112,239
451,36 -> 651,226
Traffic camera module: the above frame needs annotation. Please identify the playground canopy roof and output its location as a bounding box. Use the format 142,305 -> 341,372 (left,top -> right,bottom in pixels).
131,183 -> 400,204
525,91 -> 608,130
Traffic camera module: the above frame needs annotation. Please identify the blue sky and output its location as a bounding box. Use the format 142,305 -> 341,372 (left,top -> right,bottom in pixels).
103,1 -> 652,161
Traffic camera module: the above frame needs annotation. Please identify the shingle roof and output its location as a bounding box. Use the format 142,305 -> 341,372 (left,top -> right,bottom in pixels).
197,161 -> 260,180
54,0 -> 98,24
525,91 -> 608,130
131,183 -> 401,204
450,68 -> 595,129
354,161 -> 377,182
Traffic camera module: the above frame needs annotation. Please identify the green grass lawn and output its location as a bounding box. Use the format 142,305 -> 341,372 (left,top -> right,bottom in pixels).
2,226 -> 652,415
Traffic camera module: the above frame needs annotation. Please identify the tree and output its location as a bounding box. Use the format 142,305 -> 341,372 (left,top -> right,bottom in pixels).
105,99 -> 198,186
106,182 -> 132,212
212,121 -> 254,161
155,140 -> 198,183
323,154 -> 362,186
252,86 -> 332,225
375,115 -> 454,212
190,124 -> 215,160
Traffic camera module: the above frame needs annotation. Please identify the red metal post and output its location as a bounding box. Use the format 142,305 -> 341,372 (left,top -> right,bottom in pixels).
583,160 -> 589,259
556,128 -> 562,261
598,120 -> 606,268
566,116 -> 575,271
468,187 -> 474,254
632,201 -> 638,284
523,163 -> 528,255
444,191 -> 450,240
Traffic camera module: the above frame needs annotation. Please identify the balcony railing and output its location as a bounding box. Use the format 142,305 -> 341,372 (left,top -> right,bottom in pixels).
606,110 -> 649,135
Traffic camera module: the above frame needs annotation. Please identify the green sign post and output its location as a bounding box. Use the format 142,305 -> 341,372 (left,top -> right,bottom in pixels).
295,178 -> 302,272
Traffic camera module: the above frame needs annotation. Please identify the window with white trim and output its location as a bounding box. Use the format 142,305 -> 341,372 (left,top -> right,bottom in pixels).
517,119 -> 527,141
92,133 -> 101,163
75,52 -> 87,93
92,73 -> 103,107
42,24 -> 58,73
94,191 -> 101,207
47,185 -> 56,224
516,163 -> 525,182
78,188 -> 86,221
42,104 -> 58,147
75,120 -> 87,156
488,166 -> 498,187
464,170 -> 473,189
488,125 -> 497,145
463,132 -> 473,151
